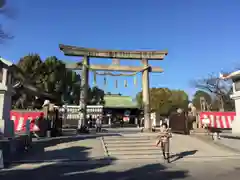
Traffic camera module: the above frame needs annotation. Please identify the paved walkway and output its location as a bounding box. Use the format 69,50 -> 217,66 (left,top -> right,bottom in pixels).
214,137 -> 240,152
169,134 -> 240,160
12,135 -> 106,163
2,131 -> 240,179
13,132 -> 240,164
107,133 -> 240,161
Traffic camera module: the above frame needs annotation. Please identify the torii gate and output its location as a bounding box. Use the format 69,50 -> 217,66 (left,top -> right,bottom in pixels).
59,44 -> 168,132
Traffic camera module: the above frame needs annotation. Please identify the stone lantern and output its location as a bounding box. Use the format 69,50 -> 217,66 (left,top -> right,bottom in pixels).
220,71 -> 240,134
0,57 -> 14,137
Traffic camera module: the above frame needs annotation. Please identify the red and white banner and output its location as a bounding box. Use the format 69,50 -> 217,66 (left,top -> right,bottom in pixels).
10,111 -> 44,132
199,111 -> 235,129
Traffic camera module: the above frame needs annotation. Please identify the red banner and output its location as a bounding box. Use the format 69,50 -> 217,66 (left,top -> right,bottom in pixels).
199,111 -> 235,129
10,110 -> 44,132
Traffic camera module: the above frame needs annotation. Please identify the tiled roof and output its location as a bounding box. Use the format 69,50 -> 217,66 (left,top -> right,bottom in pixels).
0,57 -> 13,66
104,94 -> 139,109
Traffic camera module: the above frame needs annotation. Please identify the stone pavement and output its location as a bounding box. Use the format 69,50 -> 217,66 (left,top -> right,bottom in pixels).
11,135 -> 107,163
103,133 -> 240,162
1,131 -> 240,179
8,131 -> 240,164
1,158 -> 240,180
169,134 -> 240,160
213,137 -> 240,152
192,133 -> 240,153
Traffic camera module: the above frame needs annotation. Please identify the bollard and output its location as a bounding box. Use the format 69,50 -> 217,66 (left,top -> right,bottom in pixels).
0,149 -> 3,169
25,120 -> 32,151
212,132 -> 221,141
46,130 -> 51,138
25,120 -> 31,136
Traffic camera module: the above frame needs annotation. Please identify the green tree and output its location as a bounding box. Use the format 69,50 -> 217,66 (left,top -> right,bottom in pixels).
168,90 -> 189,111
192,73 -> 234,111
150,88 -> 172,114
13,54 -> 45,108
136,88 -> 189,115
135,91 -> 143,108
17,54 -> 43,80
40,56 -> 68,103
88,86 -> 105,105
12,54 -> 105,108
192,90 -> 212,110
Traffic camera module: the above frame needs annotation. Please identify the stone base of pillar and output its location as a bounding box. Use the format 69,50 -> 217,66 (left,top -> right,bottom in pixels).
77,126 -> 90,134
192,121 -> 197,130
232,116 -> 240,134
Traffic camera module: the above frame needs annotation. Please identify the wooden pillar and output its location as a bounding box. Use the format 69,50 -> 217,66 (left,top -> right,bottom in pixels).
142,59 -> 151,131
78,56 -> 89,129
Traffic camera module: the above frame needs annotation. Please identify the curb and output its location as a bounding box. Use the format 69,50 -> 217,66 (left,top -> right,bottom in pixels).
100,137 -> 109,157
220,135 -> 240,140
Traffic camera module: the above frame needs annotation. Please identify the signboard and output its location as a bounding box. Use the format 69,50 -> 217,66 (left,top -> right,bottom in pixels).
124,110 -> 131,117
123,117 -> 129,122
60,45 -> 168,60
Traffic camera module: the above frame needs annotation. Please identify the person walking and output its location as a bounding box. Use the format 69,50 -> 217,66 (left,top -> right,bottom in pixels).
95,116 -> 102,132
88,115 -> 93,128
156,123 -> 172,163
120,118 -> 124,128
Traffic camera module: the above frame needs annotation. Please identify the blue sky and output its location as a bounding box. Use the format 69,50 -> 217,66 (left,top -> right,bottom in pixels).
1,0 -> 240,99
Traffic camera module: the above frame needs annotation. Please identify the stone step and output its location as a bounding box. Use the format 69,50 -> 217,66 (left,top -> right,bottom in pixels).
103,138 -> 155,141
104,142 -> 155,147
104,136 -> 157,141
107,146 -> 159,151
103,139 -> 156,144
105,142 -> 155,147
108,150 -> 162,156
108,154 -> 163,160
190,128 -> 209,134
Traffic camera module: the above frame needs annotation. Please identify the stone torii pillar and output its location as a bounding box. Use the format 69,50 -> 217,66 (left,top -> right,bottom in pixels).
142,59 -> 151,131
78,56 -> 89,130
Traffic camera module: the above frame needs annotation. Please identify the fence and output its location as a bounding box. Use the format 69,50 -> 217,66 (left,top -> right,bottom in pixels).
10,105 -> 104,132
61,105 -> 104,128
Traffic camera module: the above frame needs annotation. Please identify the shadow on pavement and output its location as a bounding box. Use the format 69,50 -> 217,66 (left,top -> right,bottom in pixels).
7,134 -> 121,166
0,162 -> 189,180
170,150 -> 198,163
